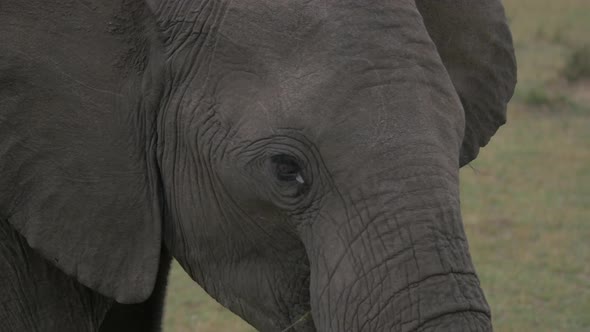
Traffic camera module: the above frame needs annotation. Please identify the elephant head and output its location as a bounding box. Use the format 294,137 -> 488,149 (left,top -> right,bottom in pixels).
0,0 -> 515,331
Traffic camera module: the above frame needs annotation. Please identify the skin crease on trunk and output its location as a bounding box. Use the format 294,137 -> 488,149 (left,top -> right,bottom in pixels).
0,0 -> 515,331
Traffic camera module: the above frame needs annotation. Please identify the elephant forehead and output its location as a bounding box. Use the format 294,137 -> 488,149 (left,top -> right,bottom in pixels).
214,0 -> 434,70
210,63 -> 450,156
221,0 -> 329,49
170,0 -> 461,153
208,5 -> 434,123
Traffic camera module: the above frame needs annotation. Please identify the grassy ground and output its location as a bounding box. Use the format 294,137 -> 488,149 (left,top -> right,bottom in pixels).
163,1 -> 590,330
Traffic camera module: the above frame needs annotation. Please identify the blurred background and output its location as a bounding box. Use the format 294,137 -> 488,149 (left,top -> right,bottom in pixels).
163,0 -> 590,330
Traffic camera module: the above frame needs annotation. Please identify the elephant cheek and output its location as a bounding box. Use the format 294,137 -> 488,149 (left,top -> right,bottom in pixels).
163,203 -> 316,331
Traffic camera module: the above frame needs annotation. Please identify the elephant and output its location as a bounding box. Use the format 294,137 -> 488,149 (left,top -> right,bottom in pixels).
0,0 -> 516,331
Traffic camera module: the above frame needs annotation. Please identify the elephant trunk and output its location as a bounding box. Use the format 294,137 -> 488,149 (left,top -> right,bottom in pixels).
300,153 -> 491,331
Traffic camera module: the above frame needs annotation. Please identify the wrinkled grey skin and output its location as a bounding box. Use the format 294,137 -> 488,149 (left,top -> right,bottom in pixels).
0,0 -> 516,331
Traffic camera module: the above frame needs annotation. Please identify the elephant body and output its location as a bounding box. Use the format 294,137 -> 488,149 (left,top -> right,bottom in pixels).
0,0 -> 516,331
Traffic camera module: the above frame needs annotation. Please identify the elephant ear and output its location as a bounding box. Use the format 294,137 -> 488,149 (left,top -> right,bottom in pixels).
0,0 -> 163,303
415,0 -> 517,166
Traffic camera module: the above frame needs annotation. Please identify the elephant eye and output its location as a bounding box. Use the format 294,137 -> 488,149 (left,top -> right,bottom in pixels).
270,154 -> 305,184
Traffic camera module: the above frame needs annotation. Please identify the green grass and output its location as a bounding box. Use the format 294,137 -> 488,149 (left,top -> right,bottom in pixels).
163,1 -> 590,330
163,263 -> 254,331
461,108 -> 590,331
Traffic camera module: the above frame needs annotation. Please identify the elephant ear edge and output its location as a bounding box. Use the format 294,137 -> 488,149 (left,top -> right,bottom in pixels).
0,0 -> 163,303
415,0 -> 517,166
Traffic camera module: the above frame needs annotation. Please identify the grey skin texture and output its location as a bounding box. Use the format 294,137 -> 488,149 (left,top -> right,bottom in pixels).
0,0 -> 516,331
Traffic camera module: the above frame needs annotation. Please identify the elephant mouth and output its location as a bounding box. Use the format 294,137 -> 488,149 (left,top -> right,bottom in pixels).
277,273 -> 316,332
280,311 -> 314,332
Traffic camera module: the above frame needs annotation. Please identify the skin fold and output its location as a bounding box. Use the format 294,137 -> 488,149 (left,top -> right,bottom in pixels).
0,0 -> 516,331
